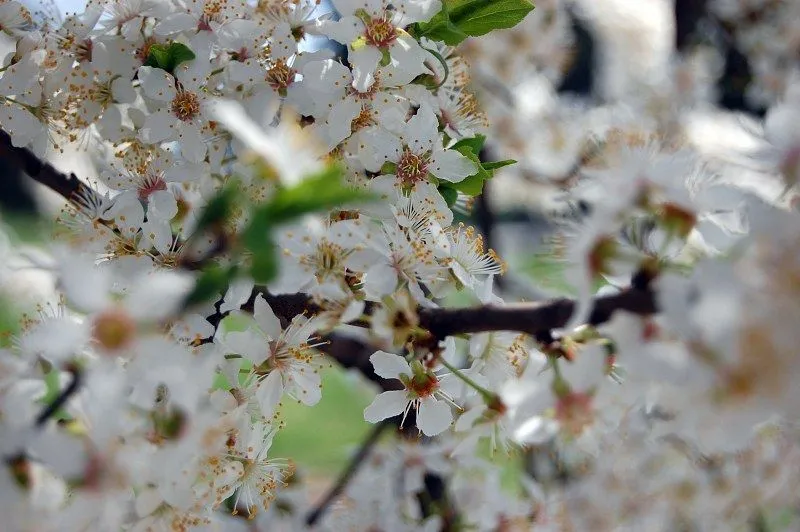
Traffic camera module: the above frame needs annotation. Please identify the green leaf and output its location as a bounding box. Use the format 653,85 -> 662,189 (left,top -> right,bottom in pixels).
0,295 -> 20,348
144,45 -> 170,70
261,164 -> 373,224
212,371 -> 232,391
449,145 -> 491,196
442,136 -> 515,196
380,161 -> 397,174
239,164 -> 374,283
241,164 -> 371,283
440,135 -> 491,196
438,185 -> 459,207
522,240 -> 607,297
446,0 -> 534,36
249,238 -> 279,283
415,5 -> 470,46
144,42 -> 196,73
240,205 -> 277,284
482,159 -> 517,171
379,48 -> 391,67
451,134 -> 486,155
242,209 -> 278,283
193,180 -> 241,232
184,264 -> 237,307
418,0 -> 534,44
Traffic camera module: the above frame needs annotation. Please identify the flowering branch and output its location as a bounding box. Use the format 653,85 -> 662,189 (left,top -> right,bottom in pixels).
4,142 -> 657,345
256,286 -> 657,342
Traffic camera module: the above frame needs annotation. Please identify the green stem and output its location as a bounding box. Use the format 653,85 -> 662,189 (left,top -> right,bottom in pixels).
438,356 -> 494,402
420,45 -> 450,90
548,356 -> 571,397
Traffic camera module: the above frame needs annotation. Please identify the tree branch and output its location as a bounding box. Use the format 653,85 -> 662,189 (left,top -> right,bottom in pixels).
253,286 -> 656,343
418,287 -> 657,339
218,286 -> 656,394
0,130 -> 96,205
35,366 -> 82,427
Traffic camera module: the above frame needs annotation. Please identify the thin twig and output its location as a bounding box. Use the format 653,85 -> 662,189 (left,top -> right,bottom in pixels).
3,366 -> 83,462
305,420 -> 392,526
35,366 -> 82,427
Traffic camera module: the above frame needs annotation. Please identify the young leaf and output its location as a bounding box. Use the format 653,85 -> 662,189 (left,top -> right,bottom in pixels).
239,164 -> 373,283
450,145 -> 491,196
238,207 -> 279,283
193,180 -> 241,232
447,0 -> 535,37
262,164 -> 373,224
144,42 -> 196,73
415,3 -> 469,45
38,370 -> 72,422
482,159 -> 517,171
144,45 -> 170,70
418,0 -> 534,43
249,236 -> 279,283
184,264 -> 238,307
438,185 -> 459,207
451,134 -> 486,155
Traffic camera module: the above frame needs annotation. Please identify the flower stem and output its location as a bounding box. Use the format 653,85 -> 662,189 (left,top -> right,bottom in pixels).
438,356 -> 494,402
420,45 -> 449,90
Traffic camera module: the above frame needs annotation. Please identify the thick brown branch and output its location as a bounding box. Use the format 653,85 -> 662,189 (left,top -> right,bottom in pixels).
0,130 -> 95,204
254,286 -> 656,342
418,287 -> 657,339
232,286 -> 656,391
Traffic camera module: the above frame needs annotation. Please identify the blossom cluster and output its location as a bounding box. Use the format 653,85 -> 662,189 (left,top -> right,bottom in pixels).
1,0 -> 800,530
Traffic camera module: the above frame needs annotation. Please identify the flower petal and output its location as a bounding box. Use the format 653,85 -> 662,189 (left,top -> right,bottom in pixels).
364,390 -> 408,423
141,218 -> 173,255
253,294 -> 282,339
154,12 -> 197,35
139,110 -> 177,144
137,66 -> 177,102
319,15 -> 362,42
219,277 -> 255,314
402,103 -> 437,154
291,371 -> 322,406
257,370 -> 284,418
349,45 -> 382,93
364,262 -> 399,298
370,351 -> 411,380
223,330 -> 265,361
326,95 -> 361,147
429,149 -> 477,183
176,123 -> 207,163
418,398 -> 452,436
